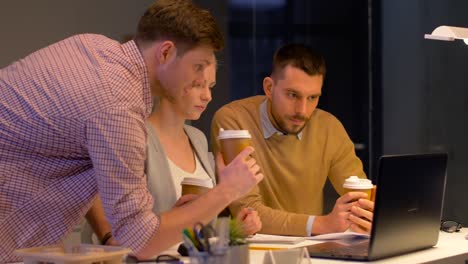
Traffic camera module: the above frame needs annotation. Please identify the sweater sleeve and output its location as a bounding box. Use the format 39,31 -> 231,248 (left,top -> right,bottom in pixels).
326,116 -> 367,195
211,106 -> 311,236
229,185 -> 311,236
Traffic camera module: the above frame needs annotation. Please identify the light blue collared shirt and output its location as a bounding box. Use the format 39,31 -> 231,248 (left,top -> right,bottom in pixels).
260,100 -> 303,140
259,99 -> 315,236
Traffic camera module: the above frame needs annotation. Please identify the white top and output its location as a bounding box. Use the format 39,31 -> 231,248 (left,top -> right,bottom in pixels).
167,154 -> 213,198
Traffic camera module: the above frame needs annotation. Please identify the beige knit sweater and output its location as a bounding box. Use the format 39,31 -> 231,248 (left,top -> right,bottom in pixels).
211,96 -> 366,236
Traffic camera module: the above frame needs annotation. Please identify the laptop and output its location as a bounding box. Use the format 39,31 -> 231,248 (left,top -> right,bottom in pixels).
306,153 -> 448,261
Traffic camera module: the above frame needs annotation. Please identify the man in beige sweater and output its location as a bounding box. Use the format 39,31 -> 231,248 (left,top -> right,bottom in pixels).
211,43 -> 374,236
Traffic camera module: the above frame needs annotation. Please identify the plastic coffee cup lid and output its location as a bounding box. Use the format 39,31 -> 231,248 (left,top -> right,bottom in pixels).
217,128 -> 251,140
181,177 -> 213,188
343,176 -> 373,189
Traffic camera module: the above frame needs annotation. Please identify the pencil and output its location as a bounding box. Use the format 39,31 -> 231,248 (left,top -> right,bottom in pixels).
248,246 -> 285,251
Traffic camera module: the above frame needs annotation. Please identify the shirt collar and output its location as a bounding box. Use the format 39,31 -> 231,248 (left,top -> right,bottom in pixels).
260,99 -> 302,140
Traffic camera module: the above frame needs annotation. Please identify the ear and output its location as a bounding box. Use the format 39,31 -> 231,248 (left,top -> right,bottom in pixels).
263,76 -> 274,98
156,41 -> 177,65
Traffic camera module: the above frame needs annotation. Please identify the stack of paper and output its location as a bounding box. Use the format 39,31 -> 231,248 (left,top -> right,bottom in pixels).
247,234 -> 306,244
247,231 -> 369,244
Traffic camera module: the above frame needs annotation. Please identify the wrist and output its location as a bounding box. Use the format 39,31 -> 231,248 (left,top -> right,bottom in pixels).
100,232 -> 113,245
311,215 -> 328,235
213,182 -> 237,204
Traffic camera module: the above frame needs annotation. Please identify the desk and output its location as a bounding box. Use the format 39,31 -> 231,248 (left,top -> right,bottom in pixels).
10,229 -> 468,263
249,228 -> 468,263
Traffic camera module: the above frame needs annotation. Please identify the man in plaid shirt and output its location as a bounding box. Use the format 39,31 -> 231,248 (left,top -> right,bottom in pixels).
0,0 -> 263,261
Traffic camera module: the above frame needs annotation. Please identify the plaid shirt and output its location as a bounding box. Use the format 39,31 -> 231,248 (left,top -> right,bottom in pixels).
0,34 -> 159,262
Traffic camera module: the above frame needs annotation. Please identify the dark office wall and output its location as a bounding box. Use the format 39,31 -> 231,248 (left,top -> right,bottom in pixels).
0,0 -> 229,140
226,0 -> 371,213
0,0 -> 154,67
380,0 -> 468,223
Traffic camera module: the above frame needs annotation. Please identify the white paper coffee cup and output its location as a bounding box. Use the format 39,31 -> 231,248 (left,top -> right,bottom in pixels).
343,176 -> 373,200
217,129 -> 252,164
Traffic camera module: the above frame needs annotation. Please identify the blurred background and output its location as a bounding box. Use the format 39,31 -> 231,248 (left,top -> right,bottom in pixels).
1,0 -> 467,224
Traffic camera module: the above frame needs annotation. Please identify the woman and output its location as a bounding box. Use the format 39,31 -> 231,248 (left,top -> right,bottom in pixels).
144,60 -> 261,235
83,56 -> 261,246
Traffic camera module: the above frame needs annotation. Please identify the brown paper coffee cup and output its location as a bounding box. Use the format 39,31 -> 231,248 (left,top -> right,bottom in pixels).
218,129 -> 252,164
181,177 -> 213,195
343,176 -> 374,201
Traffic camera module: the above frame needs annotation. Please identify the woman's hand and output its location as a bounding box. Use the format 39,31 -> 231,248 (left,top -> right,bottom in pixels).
237,207 -> 262,236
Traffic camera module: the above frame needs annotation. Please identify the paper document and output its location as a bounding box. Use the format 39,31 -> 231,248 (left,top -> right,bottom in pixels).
246,234 -> 306,244
247,231 -> 369,244
309,231 -> 369,240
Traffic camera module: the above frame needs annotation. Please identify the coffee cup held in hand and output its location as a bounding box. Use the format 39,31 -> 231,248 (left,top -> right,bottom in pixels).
343,176 -> 374,201
217,128 -> 252,164
181,177 -> 213,195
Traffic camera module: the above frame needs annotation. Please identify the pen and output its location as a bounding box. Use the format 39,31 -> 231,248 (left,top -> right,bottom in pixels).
183,228 -> 201,250
182,233 -> 199,255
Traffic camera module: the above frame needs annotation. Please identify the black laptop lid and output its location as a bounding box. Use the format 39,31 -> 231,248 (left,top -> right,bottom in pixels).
306,153 -> 448,261
368,153 -> 448,260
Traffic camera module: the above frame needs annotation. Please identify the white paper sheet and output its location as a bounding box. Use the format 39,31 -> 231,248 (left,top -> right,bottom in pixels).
247,231 -> 369,244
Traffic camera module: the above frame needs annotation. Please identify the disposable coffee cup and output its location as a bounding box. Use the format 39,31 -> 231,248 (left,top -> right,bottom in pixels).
181,177 -> 213,195
217,129 -> 252,164
343,176 -> 374,200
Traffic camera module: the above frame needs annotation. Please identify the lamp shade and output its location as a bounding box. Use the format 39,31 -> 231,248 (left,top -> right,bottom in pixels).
424,25 -> 468,44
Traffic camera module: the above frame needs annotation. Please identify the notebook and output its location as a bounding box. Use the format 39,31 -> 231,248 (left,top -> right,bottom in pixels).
306,153 -> 448,261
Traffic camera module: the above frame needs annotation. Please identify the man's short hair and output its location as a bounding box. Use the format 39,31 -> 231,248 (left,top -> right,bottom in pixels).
135,0 -> 224,53
272,43 -> 326,78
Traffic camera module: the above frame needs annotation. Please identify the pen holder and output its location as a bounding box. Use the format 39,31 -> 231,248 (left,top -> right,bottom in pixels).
263,247 -> 310,264
227,244 -> 249,264
189,244 -> 249,264
189,251 -> 227,264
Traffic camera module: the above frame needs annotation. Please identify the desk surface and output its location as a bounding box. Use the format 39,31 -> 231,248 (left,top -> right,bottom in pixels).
249,228 -> 468,263
10,229 -> 468,263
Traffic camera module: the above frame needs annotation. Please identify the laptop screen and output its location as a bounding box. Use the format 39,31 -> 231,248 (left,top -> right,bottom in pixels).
307,153 -> 448,261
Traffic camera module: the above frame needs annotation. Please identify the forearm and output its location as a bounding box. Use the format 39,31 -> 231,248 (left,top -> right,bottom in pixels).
253,204 -> 309,236
135,182 -> 236,259
230,193 -> 310,236
85,195 -> 113,241
311,215 -> 334,235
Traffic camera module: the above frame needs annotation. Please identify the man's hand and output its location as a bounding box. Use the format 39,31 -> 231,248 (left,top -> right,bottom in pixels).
349,198 -> 374,234
216,146 -> 264,202
173,194 -> 199,208
313,192 -> 368,234
237,207 -> 262,236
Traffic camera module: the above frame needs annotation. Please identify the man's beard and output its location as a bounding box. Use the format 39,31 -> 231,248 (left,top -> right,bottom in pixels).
277,114 -> 310,135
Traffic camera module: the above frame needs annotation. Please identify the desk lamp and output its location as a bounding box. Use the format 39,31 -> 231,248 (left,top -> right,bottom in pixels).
424,25 -> 468,45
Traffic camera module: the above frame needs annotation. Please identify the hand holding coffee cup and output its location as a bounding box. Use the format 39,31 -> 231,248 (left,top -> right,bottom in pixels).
343,176 -> 374,201
181,177 -> 213,196
217,128 -> 252,164
344,176 -> 375,233
215,135 -> 263,201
